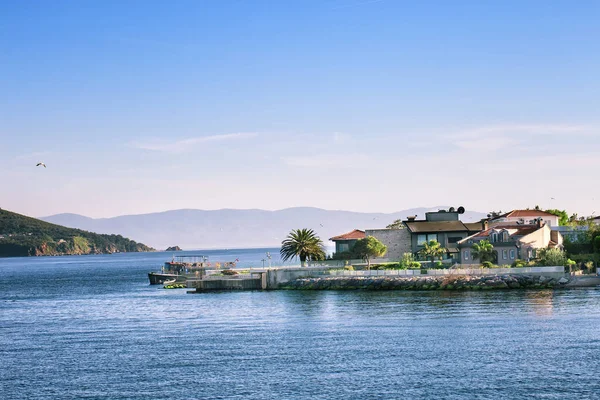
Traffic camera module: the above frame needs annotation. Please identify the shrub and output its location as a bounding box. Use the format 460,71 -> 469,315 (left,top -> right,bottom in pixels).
482,261 -> 494,268
434,261 -> 444,269
408,261 -> 421,269
344,265 -> 354,271
584,261 -> 595,273
221,269 -> 238,275
511,260 -> 527,268
400,253 -> 415,268
537,248 -> 567,266
569,253 -> 600,265
332,251 -> 354,260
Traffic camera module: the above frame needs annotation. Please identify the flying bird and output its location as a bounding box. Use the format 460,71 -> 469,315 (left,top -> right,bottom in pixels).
36,162 -> 46,168
319,223 -> 324,227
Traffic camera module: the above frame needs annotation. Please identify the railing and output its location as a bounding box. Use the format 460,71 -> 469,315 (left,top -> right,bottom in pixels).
200,273 -> 261,280
312,266 -> 565,277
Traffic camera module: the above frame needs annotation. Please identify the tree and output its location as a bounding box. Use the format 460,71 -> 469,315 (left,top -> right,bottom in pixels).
352,236 -> 387,270
471,240 -> 495,264
419,240 -> 446,268
537,248 -> 567,266
280,228 -> 326,267
386,219 -> 405,229
545,209 -> 569,226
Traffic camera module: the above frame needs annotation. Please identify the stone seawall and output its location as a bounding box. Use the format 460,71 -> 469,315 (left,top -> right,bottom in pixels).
283,274 -> 573,291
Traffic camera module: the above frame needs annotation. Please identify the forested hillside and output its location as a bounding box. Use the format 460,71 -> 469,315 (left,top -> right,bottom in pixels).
0,208 -> 154,257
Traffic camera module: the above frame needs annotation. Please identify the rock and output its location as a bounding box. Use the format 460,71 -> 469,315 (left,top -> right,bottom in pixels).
558,277 -> 569,284
165,246 -> 182,251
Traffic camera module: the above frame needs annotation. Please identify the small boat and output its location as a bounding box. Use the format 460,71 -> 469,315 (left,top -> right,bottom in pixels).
148,255 -> 238,285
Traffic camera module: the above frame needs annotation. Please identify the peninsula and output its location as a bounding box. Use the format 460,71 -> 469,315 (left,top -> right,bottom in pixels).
0,208 -> 154,257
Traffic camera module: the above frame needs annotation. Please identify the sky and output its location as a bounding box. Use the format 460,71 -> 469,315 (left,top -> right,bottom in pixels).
1,0 -> 599,219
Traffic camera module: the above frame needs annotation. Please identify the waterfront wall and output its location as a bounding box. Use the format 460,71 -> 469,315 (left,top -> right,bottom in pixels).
283,274 -> 572,291
319,266 -> 566,279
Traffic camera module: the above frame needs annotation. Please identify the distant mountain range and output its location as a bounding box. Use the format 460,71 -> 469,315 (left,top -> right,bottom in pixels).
40,206 -> 487,250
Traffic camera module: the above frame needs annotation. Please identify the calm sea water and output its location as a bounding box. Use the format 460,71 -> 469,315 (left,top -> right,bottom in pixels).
1,249 -> 600,400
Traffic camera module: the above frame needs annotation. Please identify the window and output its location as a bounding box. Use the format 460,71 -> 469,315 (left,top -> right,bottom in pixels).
448,237 -> 462,244
490,232 -> 498,243
501,231 -> 509,242
417,233 -> 437,246
502,249 -> 508,260
510,249 -> 515,259
463,250 -> 469,260
338,243 -> 349,252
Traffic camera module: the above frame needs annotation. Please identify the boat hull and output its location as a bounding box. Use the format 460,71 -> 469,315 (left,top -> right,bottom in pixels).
148,272 -> 184,285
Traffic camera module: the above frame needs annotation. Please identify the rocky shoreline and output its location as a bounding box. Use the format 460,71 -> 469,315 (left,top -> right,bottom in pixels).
282,274 -> 576,291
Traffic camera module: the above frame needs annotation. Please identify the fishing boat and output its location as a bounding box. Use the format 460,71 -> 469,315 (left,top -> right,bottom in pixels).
148,255 -> 238,285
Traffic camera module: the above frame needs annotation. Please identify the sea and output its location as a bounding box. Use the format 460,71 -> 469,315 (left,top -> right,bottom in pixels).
1,248 -> 599,400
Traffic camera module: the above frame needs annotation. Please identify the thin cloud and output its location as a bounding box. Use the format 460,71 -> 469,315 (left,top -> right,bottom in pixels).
453,124 -> 590,139
14,151 -> 51,161
131,133 -> 258,153
445,123 -> 594,151
283,153 -> 369,168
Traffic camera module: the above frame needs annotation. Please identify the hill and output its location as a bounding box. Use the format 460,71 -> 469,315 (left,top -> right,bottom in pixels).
40,206 -> 487,250
0,208 -> 154,257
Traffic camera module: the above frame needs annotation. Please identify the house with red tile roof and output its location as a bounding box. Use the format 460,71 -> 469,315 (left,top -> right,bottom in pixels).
329,229 -> 365,255
490,210 -> 560,227
458,220 -> 563,266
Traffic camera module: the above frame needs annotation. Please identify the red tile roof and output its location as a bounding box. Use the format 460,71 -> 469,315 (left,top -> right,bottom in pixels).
471,224 -> 541,238
329,229 -> 365,241
493,210 -> 558,219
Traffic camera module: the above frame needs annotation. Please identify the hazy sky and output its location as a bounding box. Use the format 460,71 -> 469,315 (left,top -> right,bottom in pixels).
1,0 -> 599,218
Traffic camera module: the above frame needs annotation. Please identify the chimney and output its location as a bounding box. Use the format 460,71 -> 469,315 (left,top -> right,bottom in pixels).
481,219 -> 489,231
407,215 -> 417,221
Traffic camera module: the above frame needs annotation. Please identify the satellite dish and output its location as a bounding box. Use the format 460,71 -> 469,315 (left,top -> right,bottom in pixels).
457,206 -> 465,214
449,207 -> 456,212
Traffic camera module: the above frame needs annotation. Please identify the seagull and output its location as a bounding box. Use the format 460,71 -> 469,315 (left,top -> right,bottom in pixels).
36,162 -> 46,168
319,223 -> 324,227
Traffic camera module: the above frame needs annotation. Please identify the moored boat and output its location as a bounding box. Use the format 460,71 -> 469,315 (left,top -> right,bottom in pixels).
148,255 -> 238,285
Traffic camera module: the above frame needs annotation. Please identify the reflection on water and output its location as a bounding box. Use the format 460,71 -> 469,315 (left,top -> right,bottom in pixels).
1,253 -> 600,400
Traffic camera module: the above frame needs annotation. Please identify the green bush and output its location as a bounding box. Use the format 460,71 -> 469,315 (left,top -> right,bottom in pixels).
584,261 -> 596,273
511,260 -> 527,268
371,262 -> 405,270
537,248 -> 567,266
400,253 -> 415,268
434,261 -> 444,269
482,261 -> 494,268
221,269 -> 238,275
569,253 -> 600,265
332,251 -> 354,260
344,265 -> 354,271
408,261 -> 421,269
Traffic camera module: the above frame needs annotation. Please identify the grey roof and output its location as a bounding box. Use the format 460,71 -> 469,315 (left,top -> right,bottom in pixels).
464,222 -> 484,231
404,220 -> 470,233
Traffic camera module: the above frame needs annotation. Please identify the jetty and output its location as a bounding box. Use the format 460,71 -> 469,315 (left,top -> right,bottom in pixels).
184,265 -> 600,293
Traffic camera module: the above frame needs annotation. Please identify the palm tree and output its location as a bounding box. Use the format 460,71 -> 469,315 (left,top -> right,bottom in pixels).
471,240 -> 495,264
280,228 -> 326,267
419,240 -> 446,268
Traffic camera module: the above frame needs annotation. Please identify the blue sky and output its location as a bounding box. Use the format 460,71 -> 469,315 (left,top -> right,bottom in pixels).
1,0 -> 599,218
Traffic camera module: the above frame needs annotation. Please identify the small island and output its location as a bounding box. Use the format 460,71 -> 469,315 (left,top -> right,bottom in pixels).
165,246 -> 182,252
